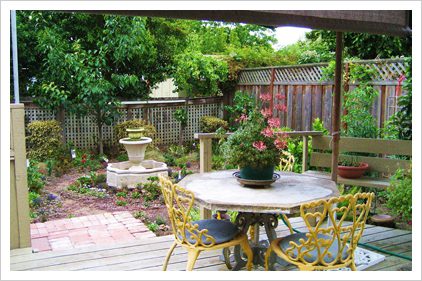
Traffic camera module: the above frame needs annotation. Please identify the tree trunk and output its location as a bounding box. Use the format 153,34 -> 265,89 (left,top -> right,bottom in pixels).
55,105 -> 66,143
179,123 -> 184,146
97,119 -> 104,155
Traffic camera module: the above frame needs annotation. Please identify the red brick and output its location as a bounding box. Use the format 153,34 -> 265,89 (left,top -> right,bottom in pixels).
31,237 -> 51,252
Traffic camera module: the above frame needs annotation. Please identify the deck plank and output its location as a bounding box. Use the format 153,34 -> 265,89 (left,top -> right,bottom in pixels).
10,219 -> 411,272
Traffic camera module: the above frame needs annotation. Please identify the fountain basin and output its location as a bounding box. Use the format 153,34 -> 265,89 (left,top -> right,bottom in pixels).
107,160 -> 168,189
119,137 -> 152,164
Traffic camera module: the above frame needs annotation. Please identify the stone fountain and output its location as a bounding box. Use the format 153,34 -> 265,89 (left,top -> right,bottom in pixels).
107,128 -> 168,189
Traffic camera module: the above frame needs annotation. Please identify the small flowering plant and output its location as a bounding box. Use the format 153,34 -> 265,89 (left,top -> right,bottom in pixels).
222,93 -> 288,169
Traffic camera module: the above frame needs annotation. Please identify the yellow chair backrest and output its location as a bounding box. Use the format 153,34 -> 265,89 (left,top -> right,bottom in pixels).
158,176 -> 217,248
283,192 -> 374,267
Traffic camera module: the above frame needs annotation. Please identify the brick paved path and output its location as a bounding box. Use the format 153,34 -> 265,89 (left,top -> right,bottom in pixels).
30,211 -> 155,252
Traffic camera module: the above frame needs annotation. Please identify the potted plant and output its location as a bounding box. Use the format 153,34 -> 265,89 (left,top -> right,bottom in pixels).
222,93 -> 288,181
337,155 -> 369,179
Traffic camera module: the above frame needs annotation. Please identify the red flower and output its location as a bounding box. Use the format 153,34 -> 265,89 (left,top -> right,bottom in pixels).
81,159 -> 87,164
261,127 -> 274,137
275,93 -> 285,100
236,114 -> 248,122
275,103 -> 287,112
259,93 -> 272,102
260,108 -> 273,118
274,138 -> 287,150
252,141 -> 267,151
268,118 -> 281,128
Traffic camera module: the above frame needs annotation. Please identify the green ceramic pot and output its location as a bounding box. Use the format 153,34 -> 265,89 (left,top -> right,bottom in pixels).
126,128 -> 144,140
239,165 -> 274,180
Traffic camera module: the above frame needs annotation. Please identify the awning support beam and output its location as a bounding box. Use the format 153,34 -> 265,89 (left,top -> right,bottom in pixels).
331,31 -> 343,182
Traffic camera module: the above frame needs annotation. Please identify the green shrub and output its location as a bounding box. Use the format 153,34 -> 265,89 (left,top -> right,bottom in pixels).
387,167 -> 412,222
114,120 -> 157,153
200,116 -> 228,133
147,222 -> 159,232
155,215 -> 166,226
131,191 -> 141,199
116,199 -> 127,206
26,120 -> 63,162
27,160 -> 45,193
116,191 -> 127,198
133,211 -> 146,220
138,177 -> 161,202
94,174 -> 107,184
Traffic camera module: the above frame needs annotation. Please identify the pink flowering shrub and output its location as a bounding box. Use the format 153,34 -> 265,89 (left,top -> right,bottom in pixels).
222,95 -> 288,168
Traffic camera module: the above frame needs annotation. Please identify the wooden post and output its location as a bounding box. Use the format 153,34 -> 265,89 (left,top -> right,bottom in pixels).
199,138 -> 212,173
269,68 -> 276,111
199,136 -> 212,219
10,104 -> 31,249
302,135 -> 309,173
331,32 -> 344,182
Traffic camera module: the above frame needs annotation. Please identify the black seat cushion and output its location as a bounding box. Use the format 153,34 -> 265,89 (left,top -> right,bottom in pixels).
279,232 -> 350,263
184,219 -> 239,245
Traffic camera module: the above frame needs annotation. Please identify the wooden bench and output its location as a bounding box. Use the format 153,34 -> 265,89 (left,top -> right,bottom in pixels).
303,135 -> 412,189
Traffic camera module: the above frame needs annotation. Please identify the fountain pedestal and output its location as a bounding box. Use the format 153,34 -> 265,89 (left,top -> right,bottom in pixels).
107,136 -> 168,189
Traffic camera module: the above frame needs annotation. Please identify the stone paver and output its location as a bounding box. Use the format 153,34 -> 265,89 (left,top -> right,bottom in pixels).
30,211 -> 155,253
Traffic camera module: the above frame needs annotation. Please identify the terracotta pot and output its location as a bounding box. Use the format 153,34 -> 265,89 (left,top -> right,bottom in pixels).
338,162 -> 369,179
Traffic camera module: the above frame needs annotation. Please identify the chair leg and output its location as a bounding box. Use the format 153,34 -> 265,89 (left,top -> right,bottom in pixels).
240,237 -> 254,271
350,261 -> 357,271
163,241 -> 177,271
186,249 -> 201,271
264,245 -> 273,271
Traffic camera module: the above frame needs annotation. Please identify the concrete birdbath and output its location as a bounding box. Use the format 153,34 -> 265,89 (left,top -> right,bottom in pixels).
107,128 -> 168,189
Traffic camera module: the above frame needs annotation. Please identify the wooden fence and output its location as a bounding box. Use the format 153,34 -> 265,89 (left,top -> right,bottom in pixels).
24,97 -> 224,149
236,58 -> 408,132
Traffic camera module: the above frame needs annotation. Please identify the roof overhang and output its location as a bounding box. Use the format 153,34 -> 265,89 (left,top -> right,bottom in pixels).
80,10 -> 412,37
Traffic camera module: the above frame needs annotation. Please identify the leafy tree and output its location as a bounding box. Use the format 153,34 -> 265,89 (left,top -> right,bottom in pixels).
305,30 -> 411,59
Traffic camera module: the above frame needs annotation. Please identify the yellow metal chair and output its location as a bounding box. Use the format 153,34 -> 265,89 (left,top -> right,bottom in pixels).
265,192 -> 374,271
159,176 -> 253,271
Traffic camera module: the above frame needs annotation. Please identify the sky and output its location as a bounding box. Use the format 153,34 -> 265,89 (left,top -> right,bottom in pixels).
273,26 -> 312,50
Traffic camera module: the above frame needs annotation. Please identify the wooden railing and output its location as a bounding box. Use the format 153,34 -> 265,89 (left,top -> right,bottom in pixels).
10,104 -> 31,249
194,131 -> 323,219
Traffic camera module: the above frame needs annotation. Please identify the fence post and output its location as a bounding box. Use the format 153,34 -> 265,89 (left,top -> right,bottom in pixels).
269,68 -> 276,110
302,135 -> 309,173
198,136 -> 212,219
10,104 -> 31,249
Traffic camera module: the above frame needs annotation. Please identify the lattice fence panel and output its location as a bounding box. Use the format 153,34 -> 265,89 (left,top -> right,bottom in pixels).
238,58 -> 407,85
24,101 -> 224,149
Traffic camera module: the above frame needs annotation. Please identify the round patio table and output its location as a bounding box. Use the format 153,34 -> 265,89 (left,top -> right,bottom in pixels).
178,170 -> 339,270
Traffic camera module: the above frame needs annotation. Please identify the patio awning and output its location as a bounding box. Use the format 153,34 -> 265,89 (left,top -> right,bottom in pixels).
86,10 -> 412,36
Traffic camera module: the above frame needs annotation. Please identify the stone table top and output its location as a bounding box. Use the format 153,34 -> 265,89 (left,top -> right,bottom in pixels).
178,170 -> 339,214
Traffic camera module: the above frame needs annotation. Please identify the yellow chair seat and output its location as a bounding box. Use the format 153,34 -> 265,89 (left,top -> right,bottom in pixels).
278,233 -> 349,263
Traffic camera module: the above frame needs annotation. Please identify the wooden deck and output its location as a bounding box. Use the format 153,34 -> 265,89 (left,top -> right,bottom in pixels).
10,218 -> 412,271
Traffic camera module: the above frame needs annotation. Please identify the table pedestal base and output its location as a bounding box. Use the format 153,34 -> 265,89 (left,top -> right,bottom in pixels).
225,212 -> 279,271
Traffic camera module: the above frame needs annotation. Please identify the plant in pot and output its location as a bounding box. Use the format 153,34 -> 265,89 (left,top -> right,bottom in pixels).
337,155 -> 369,179
221,93 -> 288,181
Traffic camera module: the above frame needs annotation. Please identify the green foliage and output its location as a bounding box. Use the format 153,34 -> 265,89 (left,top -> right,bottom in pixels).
224,91 -> 257,131
173,108 -> 188,126
138,177 -> 161,202
115,199 -> 127,206
164,144 -> 188,166
173,49 -> 228,97
73,150 -> 102,172
387,167 -> 412,222
189,207 -> 201,222
116,191 -> 127,198
27,160 -> 46,193
28,191 -> 41,208
305,30 -> 411,60
342,63 -> 379,138
155,215 -> 166,226
26,120 -> 63,162
200,116 -> 228,133
312,118 -> 329,135
338,155 -> 361,167
131,191 -> 141,199
133,211 -> 147,220
385,58 -> 412,140
147,222 -> 159,232
114,120 -> 157,153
